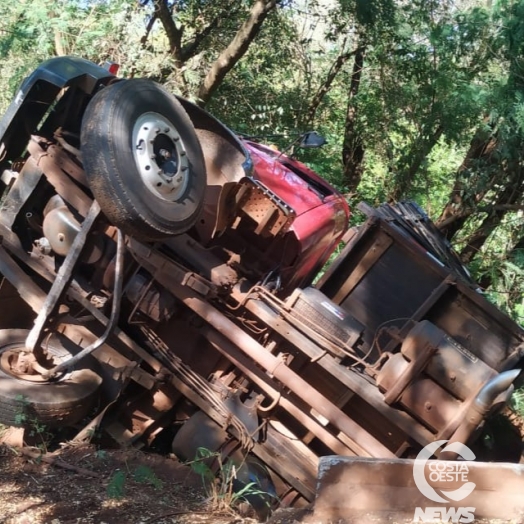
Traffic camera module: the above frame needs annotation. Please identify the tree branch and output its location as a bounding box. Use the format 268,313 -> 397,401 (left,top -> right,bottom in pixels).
306,39 -> 357,124
180,16 -> 220,62
197,0 -> 279,106
436,123 -> 499,239
54,28 -> 66,56
17,447 -> 102,478
342,42 -> 367,190
141,13 -> 158,48
437,202 -> 524,230
153,0 -> 183,61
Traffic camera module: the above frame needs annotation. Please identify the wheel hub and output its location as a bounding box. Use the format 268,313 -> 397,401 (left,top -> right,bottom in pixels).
133,112 -> 190,202
0,348 -> 58,383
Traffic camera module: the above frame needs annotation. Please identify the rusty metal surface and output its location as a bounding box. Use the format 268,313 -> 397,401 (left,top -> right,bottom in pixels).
1,58 -> 523,517
232,289 -> 436,448
45,141 -> 88,187
382,321 -> 449,405
28,139 -> 93,217
201,324 -> 357,457
25,201 -> 101,353
0,158 -> 43,227
234,179 -> 294,237
163,234 -> 238,288
0,246 -> 47,313
45,228 -> 124,378
130,241 -> 394,458
139,325 -> 317,499
320,217 -> 524,370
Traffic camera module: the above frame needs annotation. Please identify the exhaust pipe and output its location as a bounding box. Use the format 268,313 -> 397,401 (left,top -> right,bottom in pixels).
440,369 -> 521,458
474,368 -> 521,412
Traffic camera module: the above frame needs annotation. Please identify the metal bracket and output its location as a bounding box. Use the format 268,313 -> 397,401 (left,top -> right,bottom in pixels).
25,201 -> 101,353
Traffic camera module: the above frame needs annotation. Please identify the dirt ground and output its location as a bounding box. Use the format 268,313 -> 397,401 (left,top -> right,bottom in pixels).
3,442 -> 524,524
1,412 -> 523,524
4,441 -> 522,524
0,441 -> 309,524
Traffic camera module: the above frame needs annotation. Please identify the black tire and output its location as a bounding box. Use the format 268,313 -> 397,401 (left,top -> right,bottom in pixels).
0,329 -> 102,428
81,79 -> 206,241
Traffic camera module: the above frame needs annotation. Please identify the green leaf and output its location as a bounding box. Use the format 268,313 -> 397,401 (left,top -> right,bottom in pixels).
106,470 -> 126,500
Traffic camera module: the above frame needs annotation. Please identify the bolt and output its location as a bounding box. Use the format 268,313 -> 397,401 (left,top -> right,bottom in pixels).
58,233 -> 65,242
164,127 -> 170,133
155,127 -> 160,134
449,372 -> 456,382
424,401 -> 432,411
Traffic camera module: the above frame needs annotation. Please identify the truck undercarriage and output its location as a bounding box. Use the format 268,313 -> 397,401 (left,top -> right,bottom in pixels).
0,57 -> 522,517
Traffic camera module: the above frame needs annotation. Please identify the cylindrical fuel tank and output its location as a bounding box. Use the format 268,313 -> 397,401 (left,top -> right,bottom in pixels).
377,353 -> 462,432
401,321 -> 495,401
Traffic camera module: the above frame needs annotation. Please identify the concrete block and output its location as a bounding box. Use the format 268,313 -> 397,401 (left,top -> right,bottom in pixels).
312,456 -> 524,523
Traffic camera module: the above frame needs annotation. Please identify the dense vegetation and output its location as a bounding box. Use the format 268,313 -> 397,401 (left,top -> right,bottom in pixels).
0,0 -> 522,323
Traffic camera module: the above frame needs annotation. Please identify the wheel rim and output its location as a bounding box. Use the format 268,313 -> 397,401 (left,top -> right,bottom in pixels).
0,344 -> 69,383
132,112 -> 190,202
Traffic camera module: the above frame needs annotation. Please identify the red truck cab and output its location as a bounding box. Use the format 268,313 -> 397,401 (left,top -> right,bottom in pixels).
245,141 -> 349,290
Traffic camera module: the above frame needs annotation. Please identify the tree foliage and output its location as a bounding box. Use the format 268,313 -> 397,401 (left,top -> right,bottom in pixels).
0,0 -> 523,322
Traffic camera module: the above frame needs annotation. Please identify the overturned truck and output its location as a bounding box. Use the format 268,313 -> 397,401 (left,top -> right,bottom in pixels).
0,57 -> 523,512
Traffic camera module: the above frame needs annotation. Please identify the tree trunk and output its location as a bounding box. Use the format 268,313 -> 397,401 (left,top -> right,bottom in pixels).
153,0 -> 183,64
54,28 -> 65,56
197,0 -> 278,107
459,210 -> 507,264
49,9 -> 66,56
436,126 -> 498,240
342,43 -> 366,191
141,13 -> 158,48
389,125 -> 443,201
460,169 -> 523,263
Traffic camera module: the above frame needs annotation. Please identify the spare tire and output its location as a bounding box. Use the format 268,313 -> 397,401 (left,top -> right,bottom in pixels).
81,79 -> 206,241
0,329 -> 102,428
